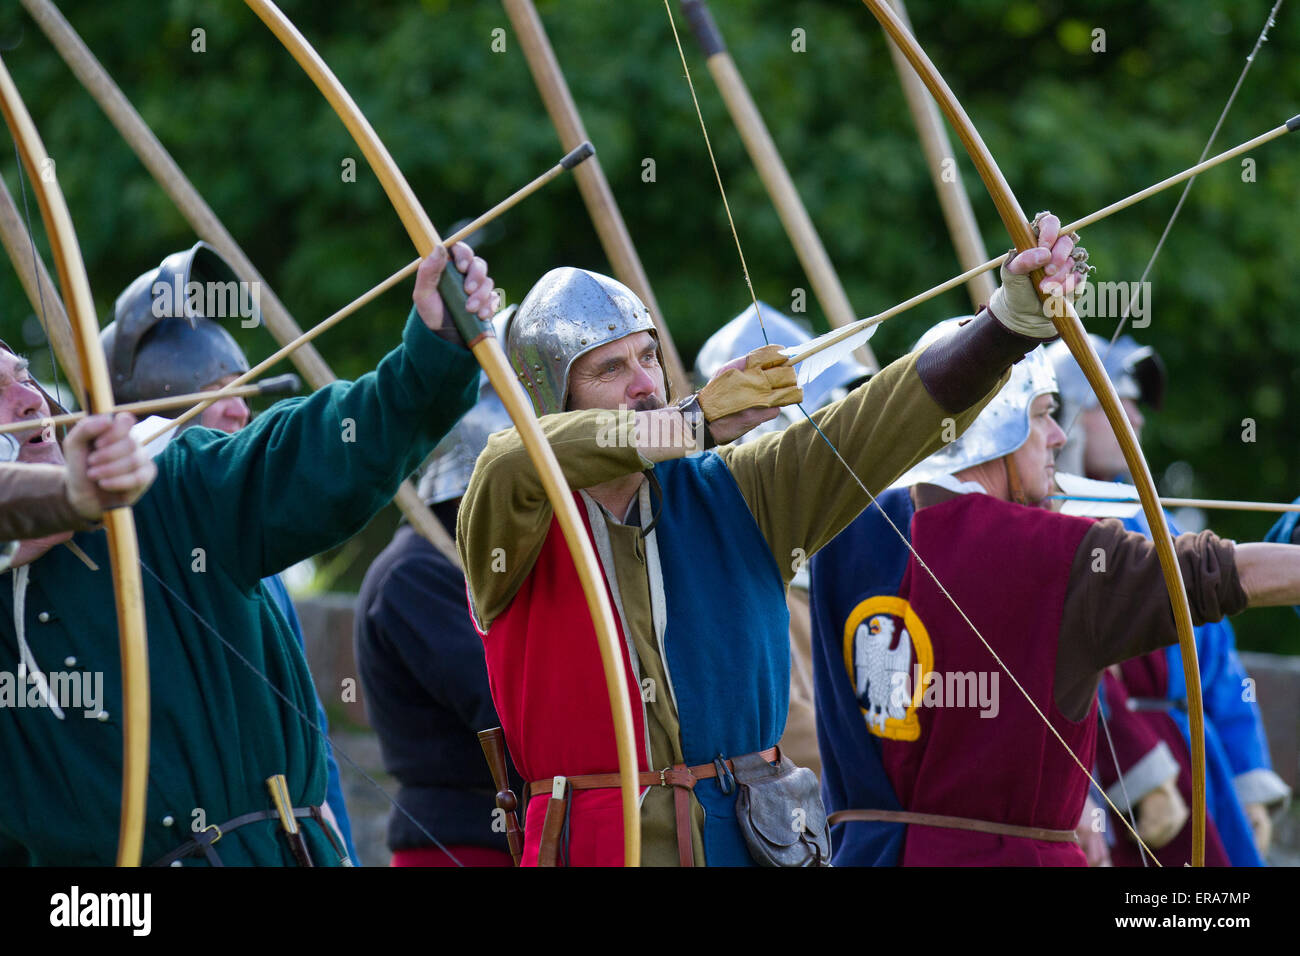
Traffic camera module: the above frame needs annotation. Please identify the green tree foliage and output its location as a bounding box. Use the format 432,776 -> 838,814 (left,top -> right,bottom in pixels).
0,0 -> 1296,650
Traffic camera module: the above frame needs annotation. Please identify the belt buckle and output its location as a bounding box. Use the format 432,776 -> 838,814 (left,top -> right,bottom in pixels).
659,769 -> 669,788
199,823 -> 223,846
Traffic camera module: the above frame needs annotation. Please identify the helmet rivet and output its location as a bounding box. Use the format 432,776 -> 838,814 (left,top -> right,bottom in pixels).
608,324 -> 616,331
580,339 -> 587,345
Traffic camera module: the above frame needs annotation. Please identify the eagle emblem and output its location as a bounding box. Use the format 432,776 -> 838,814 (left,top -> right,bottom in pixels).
842,595 -> 933,741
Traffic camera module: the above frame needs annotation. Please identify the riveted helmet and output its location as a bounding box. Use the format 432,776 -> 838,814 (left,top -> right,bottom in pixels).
895,316 -> 1058,487
1047,333 -> 1165,418
100,241 -> 252,406
503,267 -> 664,415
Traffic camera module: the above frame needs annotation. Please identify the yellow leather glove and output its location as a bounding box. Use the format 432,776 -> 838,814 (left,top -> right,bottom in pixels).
697,344 -> 803,421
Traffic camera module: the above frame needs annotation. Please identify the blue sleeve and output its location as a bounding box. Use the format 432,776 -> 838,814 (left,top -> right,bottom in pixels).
1194,620 -> 1277,778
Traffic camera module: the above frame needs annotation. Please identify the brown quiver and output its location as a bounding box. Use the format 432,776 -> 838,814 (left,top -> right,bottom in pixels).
478,726 -> 523,866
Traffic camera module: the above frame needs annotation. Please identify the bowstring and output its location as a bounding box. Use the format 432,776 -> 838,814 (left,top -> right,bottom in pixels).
661,0 -> 768,343
3,132 -> 463,870
1097,686 -> 1148,867
661,0 -> 1162,861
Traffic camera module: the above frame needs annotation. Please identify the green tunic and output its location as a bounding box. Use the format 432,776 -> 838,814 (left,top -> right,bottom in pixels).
0,312 -> 478,866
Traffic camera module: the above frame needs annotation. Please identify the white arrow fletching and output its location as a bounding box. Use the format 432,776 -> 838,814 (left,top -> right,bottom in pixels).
782,316 -> 882,388
1053,471 -> 1144,518
132,415 -> 178,460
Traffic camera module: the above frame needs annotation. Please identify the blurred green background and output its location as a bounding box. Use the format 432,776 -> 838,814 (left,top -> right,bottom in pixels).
0,0 -> 1297,652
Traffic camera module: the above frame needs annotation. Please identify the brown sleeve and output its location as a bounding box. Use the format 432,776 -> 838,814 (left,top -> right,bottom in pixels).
1055,520 -> 1247,720
0,463 -> 94,541
914,308 -> 1044,412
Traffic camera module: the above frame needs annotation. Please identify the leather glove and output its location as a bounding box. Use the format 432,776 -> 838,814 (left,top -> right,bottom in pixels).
988,213 -> 1092,338
697,344 -> 803,421
1134,777 -> 1189,849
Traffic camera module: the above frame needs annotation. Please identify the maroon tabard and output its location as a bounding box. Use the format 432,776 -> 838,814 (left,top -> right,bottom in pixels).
877,492 -> 1096,865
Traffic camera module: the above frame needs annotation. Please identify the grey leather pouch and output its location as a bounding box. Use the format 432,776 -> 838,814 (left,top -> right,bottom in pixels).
731,752 -> 831,866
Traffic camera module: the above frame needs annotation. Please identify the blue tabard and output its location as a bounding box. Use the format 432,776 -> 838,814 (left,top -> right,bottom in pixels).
653,452 -> 790,866
807,486 -> 915,866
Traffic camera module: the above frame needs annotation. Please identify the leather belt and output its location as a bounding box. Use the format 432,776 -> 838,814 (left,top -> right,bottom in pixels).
828,808 -> 1079,844
150,805 -> 348,867
528,746 -> 780,867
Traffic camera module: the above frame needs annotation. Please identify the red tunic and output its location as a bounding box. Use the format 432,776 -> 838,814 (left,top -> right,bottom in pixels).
881,493 -> 1097,865
477,499 -> 649,867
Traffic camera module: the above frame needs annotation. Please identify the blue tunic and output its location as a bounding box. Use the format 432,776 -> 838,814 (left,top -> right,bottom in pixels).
654,452 -> 791,866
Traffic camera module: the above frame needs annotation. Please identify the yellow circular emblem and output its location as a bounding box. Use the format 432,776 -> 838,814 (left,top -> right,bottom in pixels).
842,595 -> 933,741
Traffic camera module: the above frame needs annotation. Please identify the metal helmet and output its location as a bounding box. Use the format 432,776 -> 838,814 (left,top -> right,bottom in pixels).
100,241 -> 252,406
1046,334 -> 1166,476
504,267 -> 663,416
1046,333 -> 1165,420
894,316 -> 1058,487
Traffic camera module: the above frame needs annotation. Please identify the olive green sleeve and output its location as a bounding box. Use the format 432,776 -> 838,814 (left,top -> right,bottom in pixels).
717,350 -> 1007,584
457,408 -> 651,627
